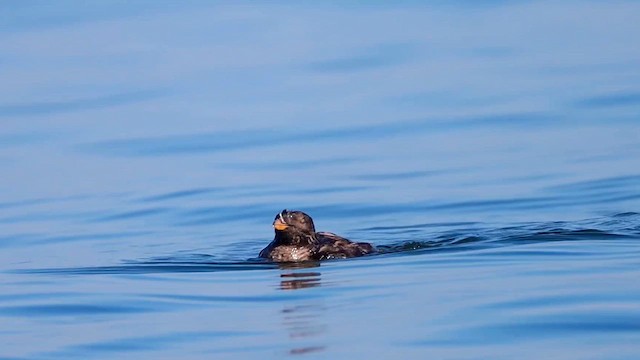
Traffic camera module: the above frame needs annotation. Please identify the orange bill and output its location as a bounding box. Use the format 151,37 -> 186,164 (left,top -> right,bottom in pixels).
273,217 -> 289,230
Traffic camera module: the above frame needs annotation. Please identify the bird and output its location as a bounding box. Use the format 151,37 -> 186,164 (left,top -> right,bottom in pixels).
259,209 -> 376,262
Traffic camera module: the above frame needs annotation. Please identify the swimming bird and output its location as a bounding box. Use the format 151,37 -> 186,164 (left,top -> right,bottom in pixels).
259,209 -> 376,262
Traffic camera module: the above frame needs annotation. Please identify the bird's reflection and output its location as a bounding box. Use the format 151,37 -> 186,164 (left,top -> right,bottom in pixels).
277,261 -> 320,270
280,271 -> 321,290
277,262 -> 327,355
278,261 -> 321,291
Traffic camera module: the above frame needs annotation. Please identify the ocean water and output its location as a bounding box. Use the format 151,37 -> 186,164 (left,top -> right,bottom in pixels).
1,1 -> 640,359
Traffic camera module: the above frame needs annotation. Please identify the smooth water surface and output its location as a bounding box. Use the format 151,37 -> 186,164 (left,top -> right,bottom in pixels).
1,1 -> 640,359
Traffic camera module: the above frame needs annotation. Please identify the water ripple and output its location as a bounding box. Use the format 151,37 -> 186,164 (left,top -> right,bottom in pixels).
42,330 -> 260,358
0,231 -> 151,248
415,312 -> 640,346
0,90 -> 166,117
90,207 -> 172,223
546,174 -> 640,192
577,91 -> 640,108
138,187 -> 221,203
80,112 -> 547,157
17,262 -> 277,275
0,303 -> 152,317
307,43 -> 414,73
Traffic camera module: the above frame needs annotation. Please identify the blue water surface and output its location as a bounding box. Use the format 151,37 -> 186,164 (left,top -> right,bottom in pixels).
1,1 -> 640,359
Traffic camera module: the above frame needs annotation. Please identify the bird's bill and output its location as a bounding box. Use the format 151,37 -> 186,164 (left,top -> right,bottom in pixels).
273,213 -> 289,230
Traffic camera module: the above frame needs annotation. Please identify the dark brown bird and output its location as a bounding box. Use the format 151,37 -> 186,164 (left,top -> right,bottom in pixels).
259,209 -> 376,262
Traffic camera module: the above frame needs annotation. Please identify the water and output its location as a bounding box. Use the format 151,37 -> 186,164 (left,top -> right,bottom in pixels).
2,1 -> 640,358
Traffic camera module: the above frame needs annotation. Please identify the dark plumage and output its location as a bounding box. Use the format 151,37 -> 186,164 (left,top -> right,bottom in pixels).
259,209 -> 376,262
